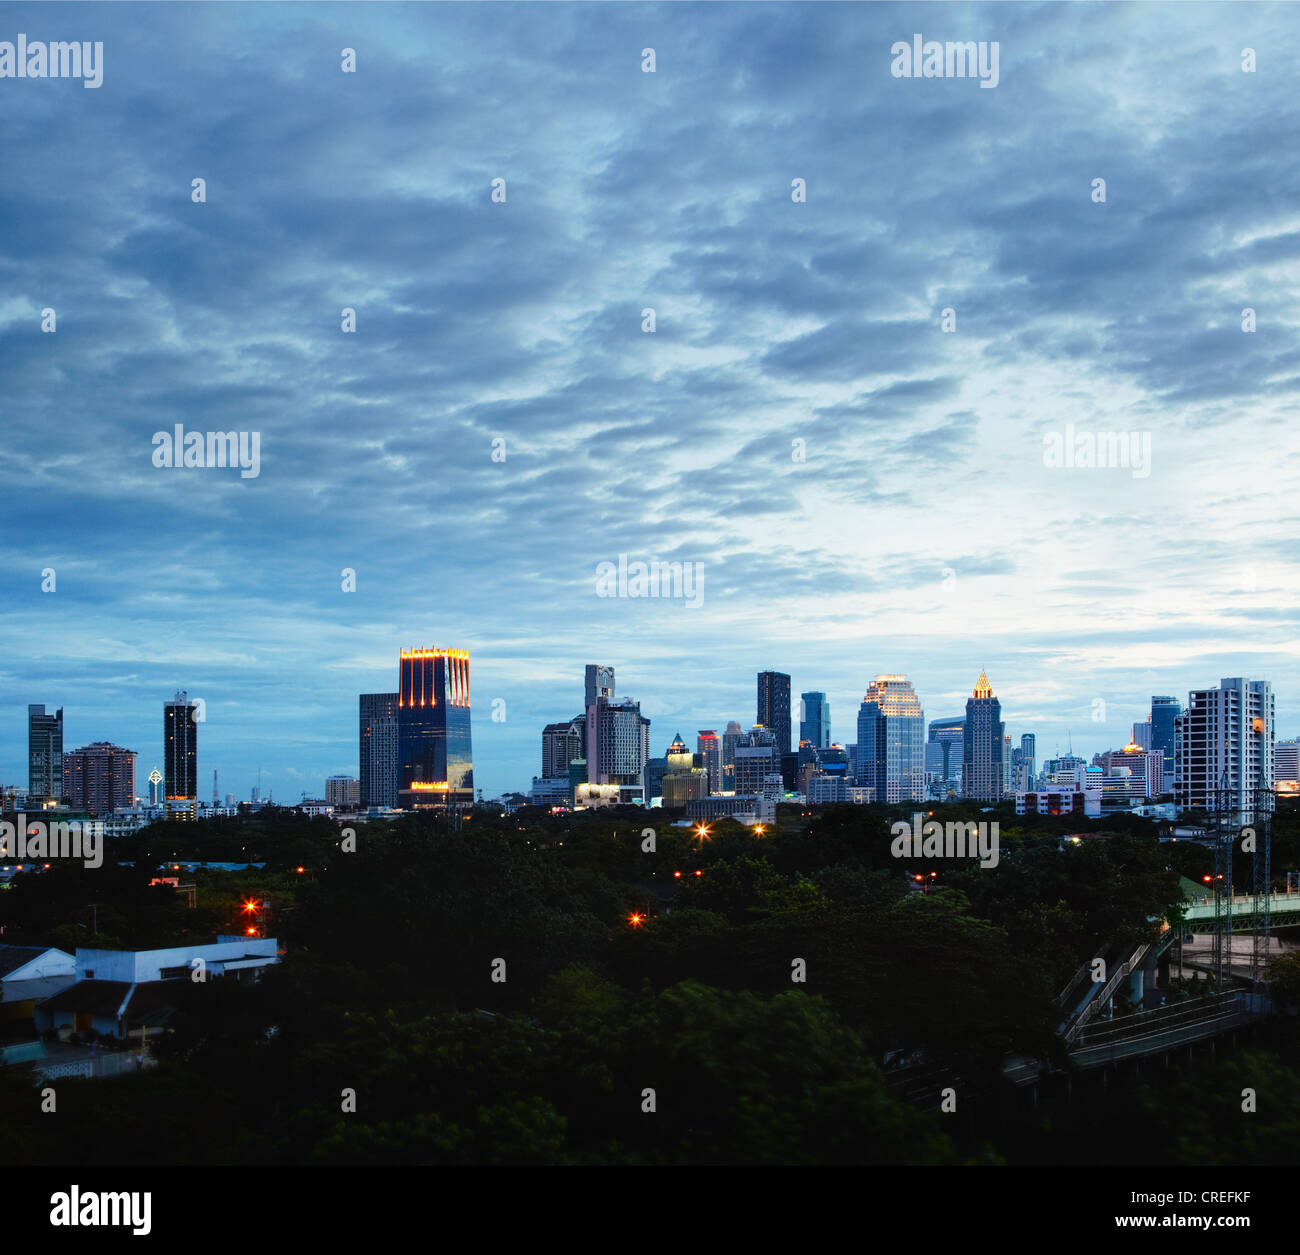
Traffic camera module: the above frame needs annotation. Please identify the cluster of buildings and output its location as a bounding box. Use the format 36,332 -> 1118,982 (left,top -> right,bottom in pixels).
11,692 -> 240,831
11,654 -> 1295,836
529,668 -> 1293,827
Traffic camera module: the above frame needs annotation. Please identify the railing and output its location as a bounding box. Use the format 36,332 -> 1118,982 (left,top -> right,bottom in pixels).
1065,941 -> 1150,1043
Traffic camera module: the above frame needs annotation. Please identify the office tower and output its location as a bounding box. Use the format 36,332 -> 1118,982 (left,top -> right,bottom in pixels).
1020,733 -> 1036,787
734,725 -> 779,795
359,692 -> 400,809
722,720 -> 743,790
62,742 -> 136,816
542,719 -> 585,780
962,672 -> 1004,802
1130,719 -> 1153,750
1002,733 -> 1013,795
1275,740 -> 1300,783
27,704 -> 64,804
1177,678 -> 1273,821
856,676 -> 925,804
585,664 -> 615,709
585,664 -> 650,802
1150,696 -> 1181,788
800,692 -> 831,749
927,717 -> 964,795
757,672 -> 792,756
326,775 -> 360,809
147,768 -> 162,806
164,691 -> 199,801
697,731 -> 722,793
396,648 -> 474,809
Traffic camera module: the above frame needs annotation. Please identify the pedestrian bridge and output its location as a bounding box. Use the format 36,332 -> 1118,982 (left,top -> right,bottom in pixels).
1182,886 -> 1300,927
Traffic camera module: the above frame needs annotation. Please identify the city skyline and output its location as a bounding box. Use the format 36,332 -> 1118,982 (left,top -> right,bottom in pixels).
2,4 -> 1298,800
6,660 -> 1299,802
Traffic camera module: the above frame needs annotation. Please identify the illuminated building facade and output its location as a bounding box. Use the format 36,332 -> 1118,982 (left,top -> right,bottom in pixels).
856,676 -> 925,803
962,671 -> 1004,802
397,648 -> 474,808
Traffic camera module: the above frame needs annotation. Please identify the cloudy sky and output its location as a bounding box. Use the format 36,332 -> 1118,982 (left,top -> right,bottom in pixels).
2,1 -> 1298,801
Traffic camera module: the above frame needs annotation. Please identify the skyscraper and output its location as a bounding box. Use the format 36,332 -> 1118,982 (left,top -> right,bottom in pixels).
757,671 -> 792,756
962,671 -> 1004,802
542,718 -> 585,779
927,717 -> 964,796
856,676 -> 925,803
359,692 -> 400,809
584,665 -> 649,802
1177,678 -> 1273,822
164,691 -> 199,802
1151,696 -> 1181,789
27,704 -> 64,805
734,725 -> 779,795
800,692 -> 830,749
63,742 -> 136,816
397,648 -> 474,809
721,720 -> 743,790
697,730 -> 722,793
1018,733 -> 1036,790
1130,719 -> 1153,750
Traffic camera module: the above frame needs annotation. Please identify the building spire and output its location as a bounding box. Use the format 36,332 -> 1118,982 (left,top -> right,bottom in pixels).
973,670 -> 993,699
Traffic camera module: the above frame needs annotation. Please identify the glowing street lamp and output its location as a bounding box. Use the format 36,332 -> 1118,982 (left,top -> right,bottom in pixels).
628,912 -> 645,929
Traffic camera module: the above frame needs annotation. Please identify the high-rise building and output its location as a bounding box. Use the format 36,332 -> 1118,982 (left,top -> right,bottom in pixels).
164,691 -> 199,801
1177,678 -> 1273,822
734,725 -> 779,795
800,692 -> 830,749
1151,697 -> 1181,789
1275,740 -> 1300,784
585,667 -> 649,802
359,692 -> 400,809
397,648 -> 474,809
721,720 -> 743,790
962,672 -> 1004,802
542,719 -> 585,780
27,704 -> 64,805
927,717 -> 964,796
1130,719 -> 1153,750
856,676 -> 925,804
1020,733 -> 1036,787
696,730 -> 722,792
62,742 -> 136,816
326,775 -> 360,809
757,671 -> 792,756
